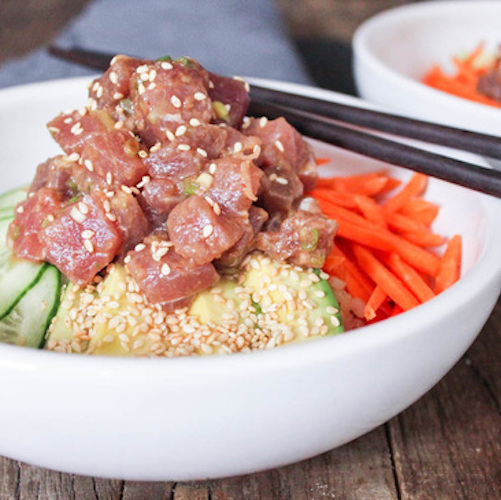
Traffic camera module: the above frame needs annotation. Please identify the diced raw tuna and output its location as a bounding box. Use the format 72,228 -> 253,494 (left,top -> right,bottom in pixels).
137,179 -> 183,225
126,232 -> 219,311
30,156 -> 77,199
47,109 -> 115,156
131,60 -> 213,146
257,166 -> 303,216
110,190 -> 151,255
243,117 -> 318,192
144,140 -> 206,188
167,195 -> 244,265
8,187 -> 62,261
205,157 -> 263,217
80,128 -> 148,187
208,72 -> 250,128
215,206 -> 268,269
40,192 -> 122,285
88,55 -> 144,111
255,201 -> 337,268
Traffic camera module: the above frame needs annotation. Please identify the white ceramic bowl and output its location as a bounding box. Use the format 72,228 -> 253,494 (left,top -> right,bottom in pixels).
353,0 -> 501,136
0,77 -> 501,481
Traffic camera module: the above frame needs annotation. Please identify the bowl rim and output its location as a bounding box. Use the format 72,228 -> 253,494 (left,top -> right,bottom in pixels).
0,75 -> 501,379
352,0 -> 501,123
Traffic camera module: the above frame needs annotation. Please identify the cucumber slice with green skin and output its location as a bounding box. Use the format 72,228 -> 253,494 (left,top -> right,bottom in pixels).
0,216 -> 13,250
0,265 -> 61,348
0,253 -> 48,320
0,187 -> 27,211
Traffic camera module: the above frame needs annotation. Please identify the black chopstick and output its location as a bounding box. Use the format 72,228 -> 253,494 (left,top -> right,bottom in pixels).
48,45 -> 501,198
249,86 -> 501,161
249,101 -> 501,198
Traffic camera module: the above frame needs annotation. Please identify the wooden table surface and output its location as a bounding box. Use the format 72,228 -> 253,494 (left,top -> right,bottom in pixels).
0,1 -> 500,498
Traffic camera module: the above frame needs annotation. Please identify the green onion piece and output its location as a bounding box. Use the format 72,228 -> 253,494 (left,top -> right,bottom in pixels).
212,101 -> 230,122
176,56 -> 196,68
183,181 -> 200,197
156,55 -> 173,62
120,98 -> 134,115
251,299 -> 262,315
302,228 -> 319,251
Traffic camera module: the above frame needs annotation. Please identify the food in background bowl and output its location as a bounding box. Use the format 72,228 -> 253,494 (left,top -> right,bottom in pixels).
423,44 -> 501,108
0,56 -> 460,356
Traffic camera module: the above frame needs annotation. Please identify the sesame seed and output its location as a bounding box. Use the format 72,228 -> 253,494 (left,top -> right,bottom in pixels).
137,83 -> 146,95
161,61 -> 173,70
197,147 -> 208,157
139,72 -> 150,82
48,126 -> 60,134
138,150 -> 149,159
259,116 -> 268,128
170,95 -> 182,108
209,163 -> 217,175
82,229 -> 94,239
113,92 -> 124,100
70,206 -> 86,223
68,152 -> 80,162
84,159 -> 94,172
213,203 -> 221,215
83,239 -> 94,253
124,255 -> 132,264
161,263 -> 171,276
173,125 -> 186,137
194,92 -> 206,101
137,64 -> 149,73
16,205 -> 24,214
275,176 -> 289,185
234,142 -> 243,153
106,172 -> 113,185
135,243 -> 146,252
275,140 -> 285,152
314,290 -> 325,298
78,202 -> 89,214
203,224 -> 213,238
326,306 -> 339,315
105,213 -> 117,222
330,315 -> 341,327
177,143 -> 190,151
166,130 -> 176,141
109,71 -> 118,84
149,142 -> 162,153
197,172 -> 213,189
189,118 -> 201,127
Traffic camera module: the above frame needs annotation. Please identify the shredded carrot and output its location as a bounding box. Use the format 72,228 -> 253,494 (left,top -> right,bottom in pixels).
315,157 -> 332,166
422,44 -> 501,109
383,173 -> 428,213
364,286 -> 388,321
399,197 -> 440,227
354,195 -> 387,228
385,253 -> 435,303
352,244 -> 420,311
312,168 -> 460,325
435,235 -> 462,294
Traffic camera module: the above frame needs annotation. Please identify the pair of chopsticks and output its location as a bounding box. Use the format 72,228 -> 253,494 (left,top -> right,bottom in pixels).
49,46 -> 501,198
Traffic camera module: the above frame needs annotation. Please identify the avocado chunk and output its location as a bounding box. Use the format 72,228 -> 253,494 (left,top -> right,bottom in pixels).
46,253 -> 343,356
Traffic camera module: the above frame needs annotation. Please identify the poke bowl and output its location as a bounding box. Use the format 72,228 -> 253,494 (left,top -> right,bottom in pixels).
353,0 -> 501,136
0,66 -> 500,482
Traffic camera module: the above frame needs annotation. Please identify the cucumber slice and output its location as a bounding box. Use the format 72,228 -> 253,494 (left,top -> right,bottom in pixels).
0,217 -> 13,250
0,265 -> 61,348
0,187 -> 27,210
0,251 -> 47,319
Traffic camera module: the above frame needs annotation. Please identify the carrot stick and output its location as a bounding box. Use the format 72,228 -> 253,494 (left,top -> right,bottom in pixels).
315,157 -> 331,166
335,219 -> 440,275
310,189 -> 359,209
385,211 -> 428,233
352,244 -> 420,311
383,173 -> 428,213
316,200 -> 376,230
317,173 -> 390,196
399,197 -> 440,226
435,235 -> 462,293
401,231 -> 446,248
354,195 -> 387,228
364,286 -> 388,320
385,253 -> 435,303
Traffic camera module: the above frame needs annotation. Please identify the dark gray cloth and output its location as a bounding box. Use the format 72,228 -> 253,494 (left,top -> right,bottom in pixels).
0,0 -> 311,89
